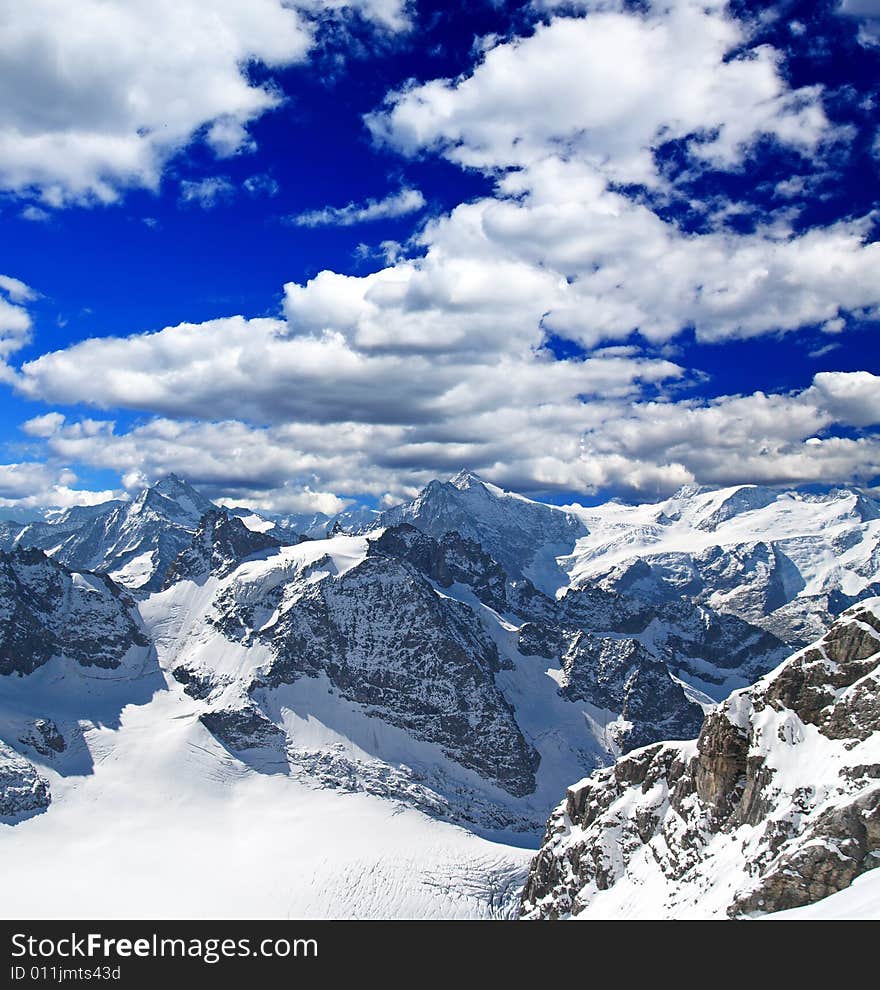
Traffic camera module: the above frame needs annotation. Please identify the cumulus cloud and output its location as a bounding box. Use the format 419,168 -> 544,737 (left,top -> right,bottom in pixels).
19,205 -> 50,222
12,314 -> 684,425
243,173 -> 280,198
839,0 -> 880,44
361,2 -> 879,348
576,373 -> 880,496
288,187 -> 426,227
0,274 -> 36,371
369,1 -> 833,187
0,460 -> 118,510
0,0 -> 410,206
16,371 -> 880,509
1,1 -> 877,509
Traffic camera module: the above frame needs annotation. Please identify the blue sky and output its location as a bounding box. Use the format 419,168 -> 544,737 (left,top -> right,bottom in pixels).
0,0 -> 878,513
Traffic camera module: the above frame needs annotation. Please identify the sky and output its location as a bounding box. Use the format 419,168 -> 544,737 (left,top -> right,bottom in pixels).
0,0 -> 878,515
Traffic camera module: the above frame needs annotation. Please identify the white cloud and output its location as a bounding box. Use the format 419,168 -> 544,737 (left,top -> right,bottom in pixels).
840,0 -> 880,43
179,176 -> 236,209
1,1 -> 877,509
575,372 -> 880,495
0,274 -> 36,368
12,313 -> 684,426
21,411 -> 66,437
243,173 -> 280,197
808,370 -> 880,428
289,187 -> 426,227
369,2 -> 833,187
16,371 -> 880,510
19,205 -> 50,222
0,275 -> 37,304
0,460 -> 118,509
0,0 -> 410,205
356,2 -> 879,348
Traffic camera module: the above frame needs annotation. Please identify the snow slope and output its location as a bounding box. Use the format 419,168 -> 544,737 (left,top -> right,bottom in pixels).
561,485 -> 879,607
0,679 -> 530,919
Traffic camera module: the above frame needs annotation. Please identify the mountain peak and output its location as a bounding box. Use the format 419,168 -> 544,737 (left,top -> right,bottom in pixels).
449,470 -> 486,491
151,473 -> 201,496
144,474 -> 214,513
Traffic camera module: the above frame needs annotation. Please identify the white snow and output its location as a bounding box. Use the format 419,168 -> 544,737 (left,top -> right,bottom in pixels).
0,665 -> 529,920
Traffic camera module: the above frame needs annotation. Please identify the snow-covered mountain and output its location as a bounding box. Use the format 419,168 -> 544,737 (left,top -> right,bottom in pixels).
228,503 -> 379,541
0,545 -> 158,824
0,471 -> 878,918
1,475 -> 215,592
377,471 -> 588,590
562,484 -> 880,629
520,598 -> 880,919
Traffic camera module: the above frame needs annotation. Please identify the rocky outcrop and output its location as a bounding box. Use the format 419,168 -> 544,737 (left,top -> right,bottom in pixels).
521,599 -> 880,919
10,475 -> 216,592
18,718 -> 66,756
553,582 -> 792,697
369,523 -> 555,621
200,706 -> 287,753
0,547 -> 150,676
559,633 -> 704,751
204,550 -> 541,797
0,740 -> 51,818
163,508 -> 283,586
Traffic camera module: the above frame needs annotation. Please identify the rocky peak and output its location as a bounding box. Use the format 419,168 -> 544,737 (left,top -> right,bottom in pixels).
135,475 -> 214,523
448,469 -> 487,492
0,548 -> 149,676
368,522 -> 554,620
378,473 -> 588,583
163,509 -> 283,587
520,599 -> 880,919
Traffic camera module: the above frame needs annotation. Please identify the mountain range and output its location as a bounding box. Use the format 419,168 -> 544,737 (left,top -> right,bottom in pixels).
0,471 -> 878,918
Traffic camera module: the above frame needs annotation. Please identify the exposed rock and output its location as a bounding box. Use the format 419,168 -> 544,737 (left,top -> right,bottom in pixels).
200,706 -> 287,753
10,475 -> 215,592
0,547 -> 150,676
559,632 -> 704,751
521,599 -> 880,919
376,471 -> 587,582
261,555 -> 540,796
0,740 -> 51,817
163,508 -> 283,586
369,523 -> 555,621
19,718 -> 66,756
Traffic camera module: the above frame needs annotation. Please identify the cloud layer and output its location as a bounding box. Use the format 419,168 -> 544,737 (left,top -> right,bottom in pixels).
0,0 -> 877,510
0,0 -> 409,206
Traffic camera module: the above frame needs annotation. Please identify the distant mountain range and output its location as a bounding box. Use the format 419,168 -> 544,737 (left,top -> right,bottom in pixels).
1,471 -> 878,918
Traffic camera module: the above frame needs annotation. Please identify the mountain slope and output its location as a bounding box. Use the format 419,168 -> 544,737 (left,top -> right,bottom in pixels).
563,485 -> 880,628
520,598 -> 880,919
10,475 -> 215,592
378,472 -> 587,591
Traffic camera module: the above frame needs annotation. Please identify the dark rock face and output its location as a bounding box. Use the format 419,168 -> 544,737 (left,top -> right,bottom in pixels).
163,509 -> 283,586
0,548 -> 149,676
8,475 -> 217,592
200,706 -> 287,753
556,582 -> 792,693
730,792 -> 880,915
369,523 -> 555,621
209,552 -> 541,797
0,740 -> 51,817
521,601 -> 880,919
559,633 -> 704,751
19,718 -> 66,756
